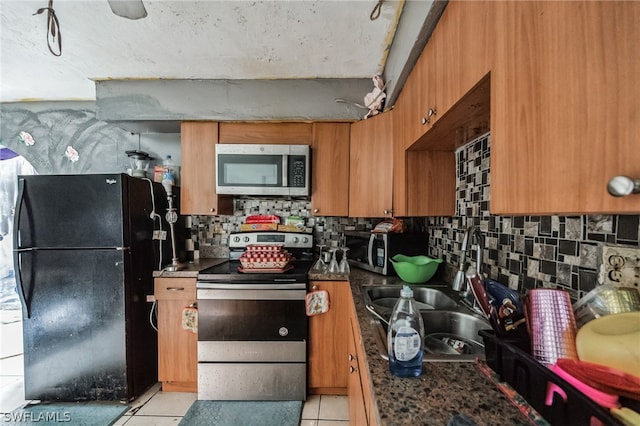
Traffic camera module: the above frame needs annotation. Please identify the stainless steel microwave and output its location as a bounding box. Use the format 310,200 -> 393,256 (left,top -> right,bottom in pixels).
345,231 -> 428,275
215,144 -> 310,197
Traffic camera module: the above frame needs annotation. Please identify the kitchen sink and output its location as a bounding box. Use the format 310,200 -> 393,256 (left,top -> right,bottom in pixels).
362,284 -> 490,362
363,284 -> 458,312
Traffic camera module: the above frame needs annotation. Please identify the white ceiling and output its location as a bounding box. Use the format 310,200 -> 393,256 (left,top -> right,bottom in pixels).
0,0 -> 409,103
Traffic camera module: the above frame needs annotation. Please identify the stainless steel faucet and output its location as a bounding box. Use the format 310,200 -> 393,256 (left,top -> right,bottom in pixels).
452,226 -> 485,292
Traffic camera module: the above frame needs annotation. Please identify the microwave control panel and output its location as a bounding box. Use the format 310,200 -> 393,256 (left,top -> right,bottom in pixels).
288,155 -> 307,187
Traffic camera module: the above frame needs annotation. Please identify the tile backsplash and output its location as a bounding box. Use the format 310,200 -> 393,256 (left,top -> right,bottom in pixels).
426,133 -> 639,299
186,132 -> 639,300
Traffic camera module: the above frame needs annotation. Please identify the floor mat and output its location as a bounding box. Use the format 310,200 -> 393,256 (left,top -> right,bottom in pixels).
3,401 -> 128,425
179,400 -> 303,426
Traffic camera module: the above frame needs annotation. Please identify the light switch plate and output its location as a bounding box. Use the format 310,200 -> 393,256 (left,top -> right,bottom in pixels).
602,244 -> 640,288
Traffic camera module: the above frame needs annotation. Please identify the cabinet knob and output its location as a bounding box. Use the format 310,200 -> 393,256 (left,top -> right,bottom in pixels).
608,176 -> 640,197
383,209 -> 392,215
313,208 -> 319,213
348,354 -> 355,361
422,108 -> 437,125
209,208 -> 216,213
349,366 -> 357,374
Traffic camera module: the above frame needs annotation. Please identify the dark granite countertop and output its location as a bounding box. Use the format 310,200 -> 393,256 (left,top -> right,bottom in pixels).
344,268 -> 530,426
152,258 -> 228,278
158,260 -> 530,425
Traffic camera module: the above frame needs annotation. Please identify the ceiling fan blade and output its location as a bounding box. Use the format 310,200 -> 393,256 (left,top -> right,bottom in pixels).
108,0 -> 147,20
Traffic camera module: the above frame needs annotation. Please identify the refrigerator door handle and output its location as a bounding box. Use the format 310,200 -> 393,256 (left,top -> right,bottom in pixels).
13,178 -> 30,318
14,177 -> 24,249
13,252 -> 30,319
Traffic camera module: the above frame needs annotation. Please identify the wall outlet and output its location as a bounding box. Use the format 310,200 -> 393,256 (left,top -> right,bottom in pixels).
602,245 -> 640,288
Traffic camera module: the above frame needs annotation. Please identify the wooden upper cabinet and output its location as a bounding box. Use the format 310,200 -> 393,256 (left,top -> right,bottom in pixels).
393,54 -> 428,151
491,1 -> 640,214
429,0 -> 495,123
311,123 -> 350,217
218,122 -> 313,144
393,1 -> 495,151
349,112 -> 394,218
180,122 -> 233,215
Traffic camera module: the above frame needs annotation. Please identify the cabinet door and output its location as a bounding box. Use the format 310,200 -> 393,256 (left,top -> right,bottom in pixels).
180,122 -> 233,215
492,1 -> 640,214
393,1 -> 495,151
393,54 -> 429,151
218,122 -> 313,144
347,292 -> 378,426
308,280 -> 350,393
348,318 -> 367,426
311,123 -> 350,217
155,278 -> 197,392
349,112 -> 394,218
429,0 -> 495,124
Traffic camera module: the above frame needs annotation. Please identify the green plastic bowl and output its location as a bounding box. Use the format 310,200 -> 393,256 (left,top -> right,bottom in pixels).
390,254 -> 443,284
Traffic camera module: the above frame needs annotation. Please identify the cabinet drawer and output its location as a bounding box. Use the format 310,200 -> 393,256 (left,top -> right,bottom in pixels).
154,278 -> 196,300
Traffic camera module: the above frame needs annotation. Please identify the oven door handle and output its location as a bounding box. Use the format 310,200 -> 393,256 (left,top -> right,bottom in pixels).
196,281 -> 306,290
197,288 -> 306,300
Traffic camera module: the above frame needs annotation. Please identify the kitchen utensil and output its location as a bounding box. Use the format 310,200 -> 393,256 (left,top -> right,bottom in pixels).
125,149 -> 152,177
424,335 -> 461,355
467,273 -> 506,336
485,279 -> 527,333
549,362 -> 640,425
556,358 -> 640,401
485,279 -> 524,315
550,362 -> 620,408
339,247 -> 350,274
524,288 -> 579,366
575,311 -> 640,378
467,273 -> 491,317
389,254 -> 442,284
573,284 -> 640,328
245,214 -> 281,224
327,247 -> 340,274
311,244 -> 328,273
365,303 -> 389,325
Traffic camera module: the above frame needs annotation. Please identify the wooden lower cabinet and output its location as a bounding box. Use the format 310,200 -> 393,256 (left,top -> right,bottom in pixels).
154,277 -> 197,392
348,294 -> 378,426
308,280 -> 350,394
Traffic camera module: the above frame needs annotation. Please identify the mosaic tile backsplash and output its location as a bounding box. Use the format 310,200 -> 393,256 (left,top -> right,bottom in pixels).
187,132 -> 640,300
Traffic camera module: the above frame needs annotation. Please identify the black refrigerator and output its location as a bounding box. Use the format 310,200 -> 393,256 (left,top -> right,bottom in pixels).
13,173 -> 173,402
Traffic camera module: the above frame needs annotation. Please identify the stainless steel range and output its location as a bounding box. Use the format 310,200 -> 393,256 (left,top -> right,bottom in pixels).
196,231 -> 313,401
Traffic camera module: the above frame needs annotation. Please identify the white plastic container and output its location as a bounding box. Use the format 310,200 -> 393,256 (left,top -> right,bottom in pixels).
573,285 -> 640,328
387,285 -> 425,377
162,155 -> 176,186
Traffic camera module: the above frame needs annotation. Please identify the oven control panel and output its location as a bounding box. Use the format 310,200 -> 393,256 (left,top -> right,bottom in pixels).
229,232 -> 313,250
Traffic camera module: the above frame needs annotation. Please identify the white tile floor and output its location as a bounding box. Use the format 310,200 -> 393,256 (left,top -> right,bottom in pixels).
1,316 -> 348,425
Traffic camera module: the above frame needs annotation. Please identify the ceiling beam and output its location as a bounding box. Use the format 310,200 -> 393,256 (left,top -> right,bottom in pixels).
383,0 -> 448,107
96,78 -> 373,128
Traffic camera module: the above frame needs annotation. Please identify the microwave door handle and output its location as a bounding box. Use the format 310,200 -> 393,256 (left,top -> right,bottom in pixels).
282,155 -> 288,187
367,235 -> 375,268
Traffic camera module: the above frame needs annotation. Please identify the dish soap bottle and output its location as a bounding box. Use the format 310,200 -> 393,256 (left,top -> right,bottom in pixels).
387,285 -> 424,377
